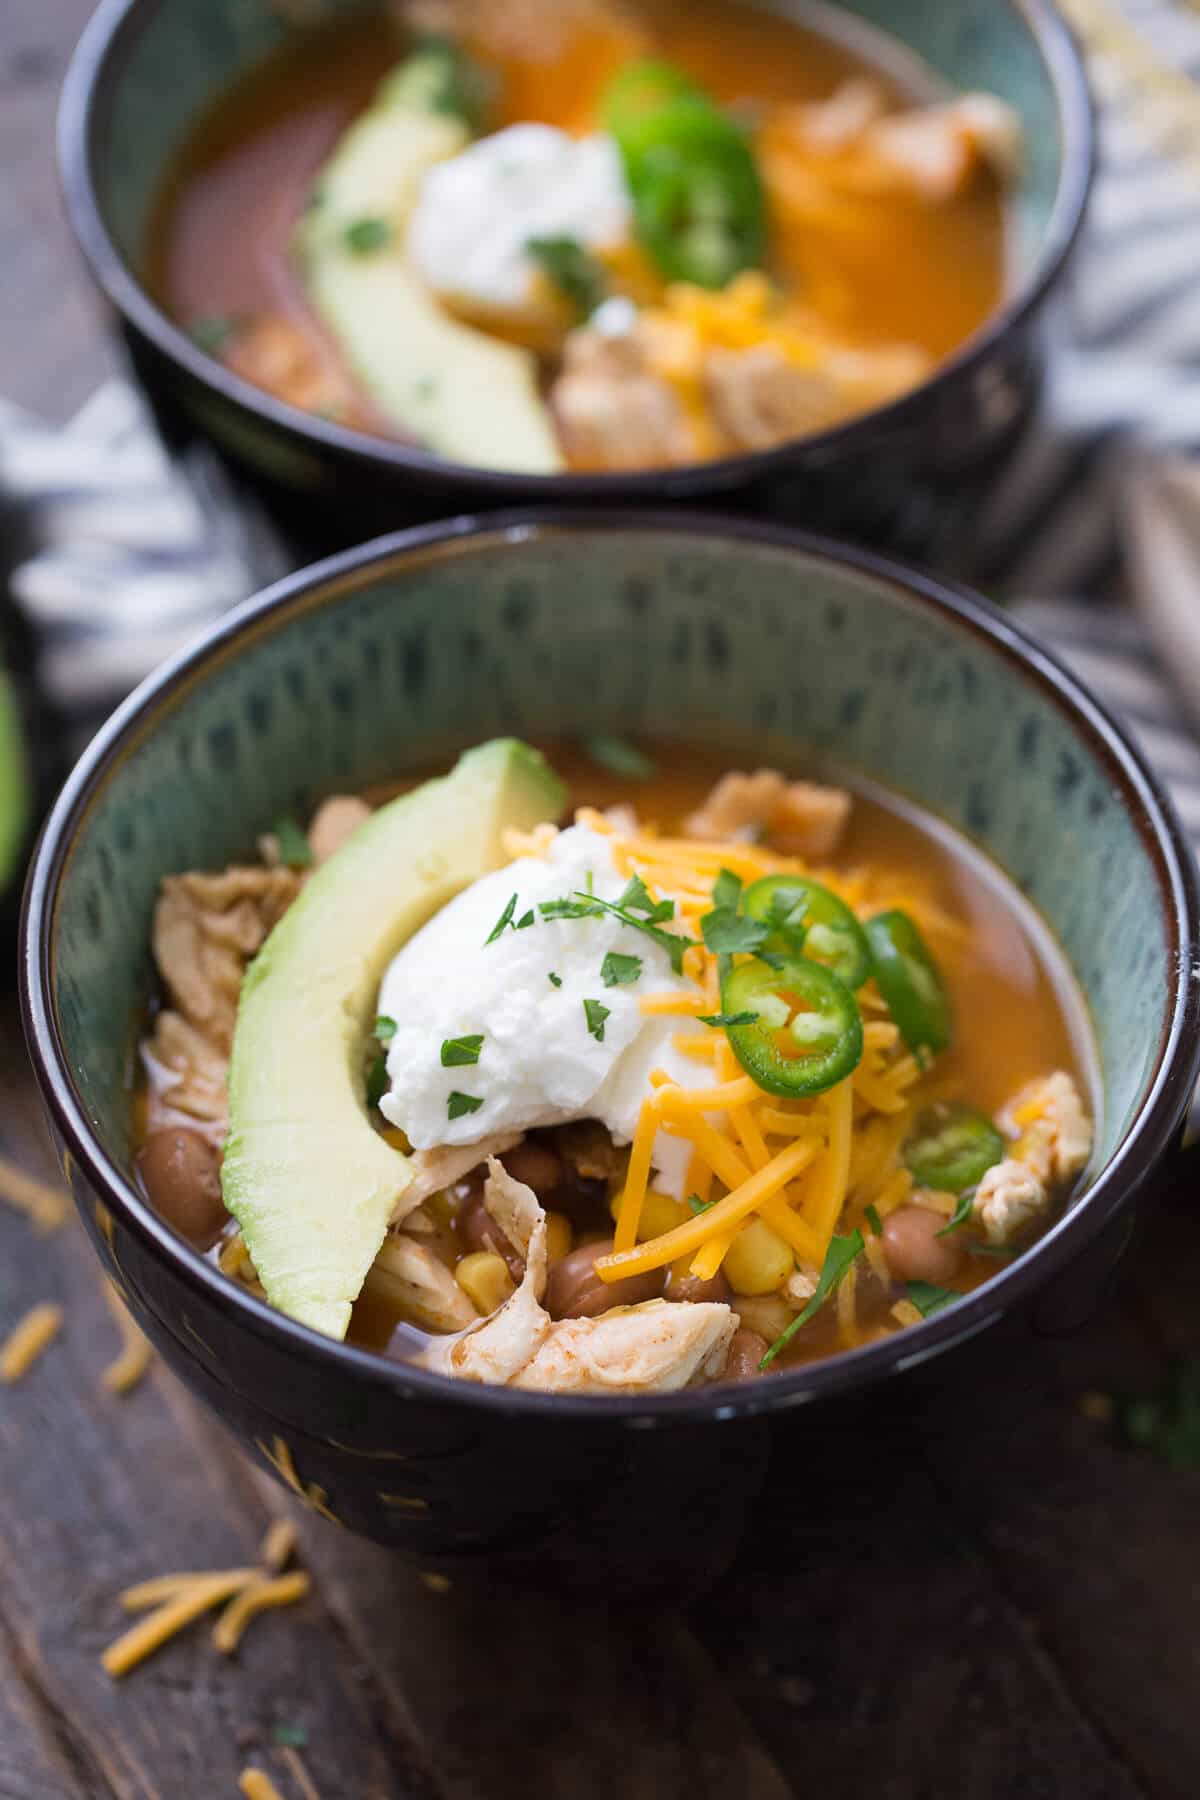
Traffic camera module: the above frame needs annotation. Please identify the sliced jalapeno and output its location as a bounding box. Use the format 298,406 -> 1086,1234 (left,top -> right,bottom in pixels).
722,953 -> 863,1099
617,101 -> 766,288
600,59 -> 706,137
743,875 -> 871,988
903,1102 -> 1004,1193
864,910 -> 953,1056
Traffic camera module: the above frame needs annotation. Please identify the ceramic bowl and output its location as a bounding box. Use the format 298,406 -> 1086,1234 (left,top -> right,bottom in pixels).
20,512 -> 1200,1560
60,0 -> 1093,556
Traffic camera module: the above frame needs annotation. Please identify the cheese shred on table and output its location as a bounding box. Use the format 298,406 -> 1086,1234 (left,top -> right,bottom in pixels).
101,1518 -> 308,1679
0,1303 -> 63,1383
0,1152 -> 69,1232
101,1282 -> 155,1394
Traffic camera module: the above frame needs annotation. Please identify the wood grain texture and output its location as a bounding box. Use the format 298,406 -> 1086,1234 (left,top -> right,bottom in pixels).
1,3 -> 1197,1796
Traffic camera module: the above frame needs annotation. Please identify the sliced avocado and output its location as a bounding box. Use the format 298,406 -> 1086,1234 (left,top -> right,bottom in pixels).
222,740 -> 567,1340
296,59 -> 564,474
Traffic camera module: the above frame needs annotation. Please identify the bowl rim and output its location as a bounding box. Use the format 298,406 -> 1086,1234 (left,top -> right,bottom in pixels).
58,0 -> 1095,496
19,508 -> 1200,1424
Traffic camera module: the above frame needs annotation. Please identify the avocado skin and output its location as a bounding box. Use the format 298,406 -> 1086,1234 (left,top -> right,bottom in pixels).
221,739 -> 566,1340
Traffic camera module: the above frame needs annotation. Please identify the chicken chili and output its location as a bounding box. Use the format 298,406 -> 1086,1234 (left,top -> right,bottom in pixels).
133,740 -> 1095,1396
147,0 -> 1016,473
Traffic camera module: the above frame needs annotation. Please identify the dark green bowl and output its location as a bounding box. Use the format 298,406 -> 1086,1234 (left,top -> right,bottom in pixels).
59,0 -> 1094,553
20,513 -> 1198,1559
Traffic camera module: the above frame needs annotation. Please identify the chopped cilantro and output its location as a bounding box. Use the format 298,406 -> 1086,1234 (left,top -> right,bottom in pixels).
687,1194 -> 715,1216
759,1231 -> 864,1369
485,893 -> 519,944
967,1242 -> 1016,1259
601,951 -> 642,987
272,1724 -> 308,1748
583,998 -> 610,1042
374,1015 -> 397,1043
576,891 -> 696,976
906,1280 -> 960,1318
700,906 -> 769,957
343,216 -> 392,254
365,1055 -> 388,1110
937,1190 -> 977,1238
548,972 -> 563,988
441,1034 -> 484,1067
188,315 -> 239,355
712,868 -> 743,911
526,236 -> 608,319
539,895 -> 603,921
864,1203 -> 883,1238
616,874 -> 674,922
271,815 -> 313,868
516,909 -> 536,930
697,1010 -> 759,1028
581,733 -> 657,780
447,1091 -> 484,1120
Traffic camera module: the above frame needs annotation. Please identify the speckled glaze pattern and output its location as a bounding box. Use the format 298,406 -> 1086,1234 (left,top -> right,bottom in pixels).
24,517 -> 1199,1557
61,0 -> 1094,553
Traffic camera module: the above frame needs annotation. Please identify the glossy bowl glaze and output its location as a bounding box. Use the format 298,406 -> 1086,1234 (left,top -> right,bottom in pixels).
60,0 -> 1093,555
21,513 -> 1200,1560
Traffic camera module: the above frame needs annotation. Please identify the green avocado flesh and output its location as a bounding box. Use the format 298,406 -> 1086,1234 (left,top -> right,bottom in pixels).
221,740 -> 567,1339
296,62 -> 564,474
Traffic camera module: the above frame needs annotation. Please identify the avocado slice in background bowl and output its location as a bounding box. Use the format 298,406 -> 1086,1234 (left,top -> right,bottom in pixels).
0,664 -> 31,899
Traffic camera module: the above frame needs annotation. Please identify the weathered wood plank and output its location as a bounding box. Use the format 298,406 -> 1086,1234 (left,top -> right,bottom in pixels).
0,1011 -> 439,1800
0,0 -> 117,420
0,1607 -> 91,1800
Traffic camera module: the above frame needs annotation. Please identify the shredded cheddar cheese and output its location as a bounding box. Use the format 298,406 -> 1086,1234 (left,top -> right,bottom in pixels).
101,1282 -> 154,1395
0,1154 -> 69,1233
213,1571 -> 311,1654
103,1515 -> 306,1678
0,1303 -> 63,1383
571,808 -> 956,1344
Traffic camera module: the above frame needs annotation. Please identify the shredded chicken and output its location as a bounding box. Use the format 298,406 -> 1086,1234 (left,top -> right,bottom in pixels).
683,768 -> 852,858
784,1265 -> 820,1307
223,315 -> 371,424
973,1071 -> 1091,1246
307,795 -> 372,865
783,80 -> 1023,201
143,1012 -> 231,1131
368,1236 -> 477,1332
550,324 -> 698,470
152,867 -> 299,1056
422,1162 -> 552,1384
1000,1071 -> 1093,1188
512,1300 -> 736,1394
400,1134 -> 522,1214
420,1160 -> 736,1390
973,1158 -> 1047,1247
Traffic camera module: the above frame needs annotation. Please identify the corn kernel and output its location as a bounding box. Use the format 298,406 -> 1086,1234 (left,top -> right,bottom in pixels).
610,1186 -> 687,1242
455,1252 -> 514,1317
724,1219 -> 794,1296
544,1211 -> 573,1262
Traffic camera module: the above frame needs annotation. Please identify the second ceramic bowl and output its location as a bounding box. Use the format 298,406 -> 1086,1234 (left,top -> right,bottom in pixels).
60,0 -> 1093,554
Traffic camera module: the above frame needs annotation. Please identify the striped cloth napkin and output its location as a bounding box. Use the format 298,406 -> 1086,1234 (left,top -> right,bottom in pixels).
5,0 -> 1200,833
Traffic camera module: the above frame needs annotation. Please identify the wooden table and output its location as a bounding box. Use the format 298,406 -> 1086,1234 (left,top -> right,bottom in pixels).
4,4 -> 1200,1795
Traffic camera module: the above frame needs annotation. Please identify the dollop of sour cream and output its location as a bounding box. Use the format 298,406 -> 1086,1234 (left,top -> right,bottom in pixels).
378,825 -> 703,1194
407,124 -> 632,312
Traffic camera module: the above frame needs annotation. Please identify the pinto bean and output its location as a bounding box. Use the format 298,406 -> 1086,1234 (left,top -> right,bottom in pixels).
881,1205 -> 964,1285
461,1198 -> 524,1281
665,1267 -> 733,1307
724,1328 -> 769,1380
137,1128 -> 227,1249
501,1141 -> 564,1197
544,1237 -> 662,1320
